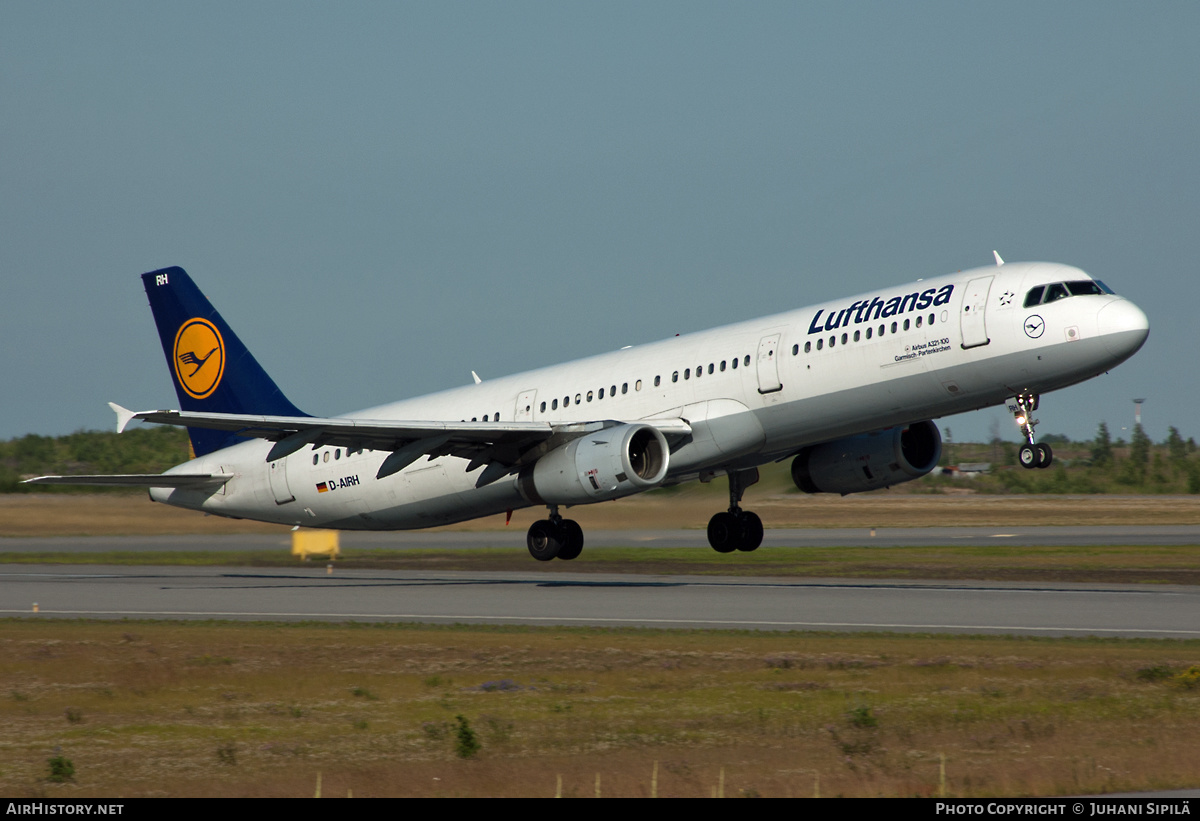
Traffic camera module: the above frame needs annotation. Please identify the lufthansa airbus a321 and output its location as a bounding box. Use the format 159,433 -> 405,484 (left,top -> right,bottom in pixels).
28,255 -> 1149,561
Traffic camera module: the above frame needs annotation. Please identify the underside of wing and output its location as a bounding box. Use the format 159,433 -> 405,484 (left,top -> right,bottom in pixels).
108,404 -> 692,485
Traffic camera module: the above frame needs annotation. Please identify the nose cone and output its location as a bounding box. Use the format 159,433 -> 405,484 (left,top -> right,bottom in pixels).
1097,299 -> 1150,361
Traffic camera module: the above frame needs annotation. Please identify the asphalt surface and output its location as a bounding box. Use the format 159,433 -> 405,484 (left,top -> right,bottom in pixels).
3,526 -> 1197,636
4,524 -> 1200,553
2,563 -> 1198,637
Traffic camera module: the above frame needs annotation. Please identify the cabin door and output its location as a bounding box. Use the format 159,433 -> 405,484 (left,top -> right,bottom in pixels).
269,457 -> 295,505
514,389 -> 537,422
756,333 -> 783,394
960,276 -> 993,349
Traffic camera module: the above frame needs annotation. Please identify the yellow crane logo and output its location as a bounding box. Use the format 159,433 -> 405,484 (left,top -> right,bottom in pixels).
172,318 -> 225,399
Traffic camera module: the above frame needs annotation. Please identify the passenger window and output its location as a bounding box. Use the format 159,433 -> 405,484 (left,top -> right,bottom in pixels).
552,398 -> 558,410
575,393 -> 581,404
598,388 -> 604,399
928,313 -> 935,325
817,338 -> 823,350
610,384 -> 616,395
635,380 -> 642,391
623,383 -> 629,394
903,319 -> 910,331
840,333 -> 848,345
323,451 -> 330,463
696,364 -> 702,378
720,360 -> 726,371
1024,286 -> 1045,308
792,344 -> 799,355
684,368 -> 690,380
334,449 -> 341,460
744,355 -> 750,366
732,358 -> 738,369
916,316 -> 922,328
654,376 -> 661,387
879,324 -> 885,336
587,391 -> 593,402
540,401 -> 546,413
564,396 -> 570,407
313,454 -> 318,466
853,330 -> 860,341
708,363 -> 714,374
672,371 -> 679,383
866,327 -> 872,340
890,322 -> 897,334
829,336 -> 836,348
804,341 -> 811,353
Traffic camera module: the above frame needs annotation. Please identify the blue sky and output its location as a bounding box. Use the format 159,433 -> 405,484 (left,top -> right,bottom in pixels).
3,2 -> 1195,445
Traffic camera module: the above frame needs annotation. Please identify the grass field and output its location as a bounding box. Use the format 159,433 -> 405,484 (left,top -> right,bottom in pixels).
5,489 -> 1200,538
3,493 -> 1198,797
1,621 -> 1197,798
3,545 -> 1198,586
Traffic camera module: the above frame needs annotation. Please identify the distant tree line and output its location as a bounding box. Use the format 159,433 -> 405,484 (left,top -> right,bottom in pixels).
0,427 -> 191,493
936,422 -> 1200,494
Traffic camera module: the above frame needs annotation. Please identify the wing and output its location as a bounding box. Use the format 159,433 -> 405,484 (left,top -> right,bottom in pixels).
108,404 -> 692,486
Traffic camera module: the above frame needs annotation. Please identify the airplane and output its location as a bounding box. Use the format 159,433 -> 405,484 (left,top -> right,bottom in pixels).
27,256 -> 1149,560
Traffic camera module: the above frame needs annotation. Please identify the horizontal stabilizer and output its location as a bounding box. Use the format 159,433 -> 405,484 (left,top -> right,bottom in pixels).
22,474 -> 233,489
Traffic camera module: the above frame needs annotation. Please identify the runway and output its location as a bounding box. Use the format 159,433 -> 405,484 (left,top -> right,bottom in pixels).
4,523 -> 1200,553
2,564 -> 1197,638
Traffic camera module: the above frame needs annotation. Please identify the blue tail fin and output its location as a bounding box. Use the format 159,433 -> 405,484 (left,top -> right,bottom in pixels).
142,266 -> 309,456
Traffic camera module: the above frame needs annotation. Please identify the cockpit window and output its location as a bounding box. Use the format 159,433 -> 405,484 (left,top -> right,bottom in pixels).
1043,283 -> 1070,303
1026,279 -> 1113,308
1067,280 -> 1105,297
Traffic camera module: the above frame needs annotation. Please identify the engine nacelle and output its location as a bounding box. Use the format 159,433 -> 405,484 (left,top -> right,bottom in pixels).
791,420 -> 942,495
518,423 -> 670,506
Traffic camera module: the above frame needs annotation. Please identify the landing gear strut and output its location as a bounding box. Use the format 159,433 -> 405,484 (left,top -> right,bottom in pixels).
707,468 -> 764,553
527,505 -> 584,561
1011,393 -> 1053,470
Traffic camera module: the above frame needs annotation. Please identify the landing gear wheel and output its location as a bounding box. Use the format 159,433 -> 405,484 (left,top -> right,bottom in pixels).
1019,443 -> 1039,469
526,520 -> 562,562
736,511 -> 763,552
1035,443 -> 1053,469
557,519 -> 584,561
707,512 -> 740,553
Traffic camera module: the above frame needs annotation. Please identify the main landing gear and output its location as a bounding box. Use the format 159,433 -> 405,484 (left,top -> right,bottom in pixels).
707,468 -> 763,553
1012,393 -> 1053,470
526,506 -> 584,561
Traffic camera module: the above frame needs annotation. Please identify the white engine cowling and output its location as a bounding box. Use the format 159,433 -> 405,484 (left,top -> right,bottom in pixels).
518,423 -> 670,505
791,421 -> 942,495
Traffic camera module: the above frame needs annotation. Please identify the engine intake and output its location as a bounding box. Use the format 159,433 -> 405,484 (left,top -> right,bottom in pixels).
791,421 -> 942,495
519,423 -> 670,505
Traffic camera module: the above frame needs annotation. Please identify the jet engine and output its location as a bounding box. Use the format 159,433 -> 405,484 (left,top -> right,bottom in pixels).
791,421 -> 942,495
518,423 -> 670,506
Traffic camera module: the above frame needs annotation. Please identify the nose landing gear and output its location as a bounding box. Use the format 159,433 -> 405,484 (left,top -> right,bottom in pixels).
1011,393 -> 1053,469
707,468 -> 764,553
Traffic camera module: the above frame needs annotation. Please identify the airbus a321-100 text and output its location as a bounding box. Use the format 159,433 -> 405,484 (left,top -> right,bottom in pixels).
28,256 -> 1149,561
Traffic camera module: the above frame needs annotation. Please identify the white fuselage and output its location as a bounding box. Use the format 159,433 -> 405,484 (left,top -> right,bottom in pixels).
153,262 -> 1149,529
